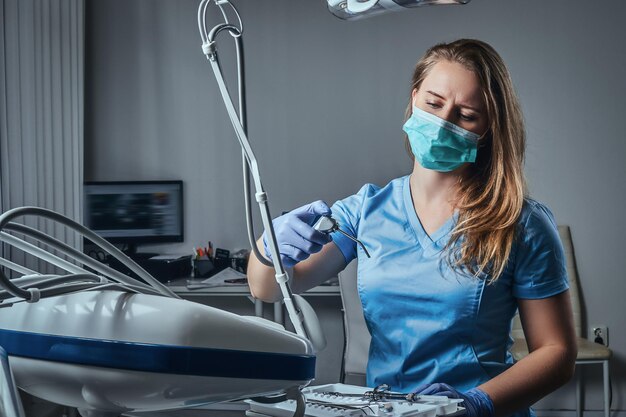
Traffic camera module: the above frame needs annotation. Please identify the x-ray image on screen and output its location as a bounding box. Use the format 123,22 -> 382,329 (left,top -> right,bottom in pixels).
84,181 -> 183,245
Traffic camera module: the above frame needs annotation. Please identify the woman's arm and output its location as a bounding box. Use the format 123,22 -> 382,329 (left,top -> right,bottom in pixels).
246,200 -> 347,301
478,290 -> 577,417
247,237 -> 347,302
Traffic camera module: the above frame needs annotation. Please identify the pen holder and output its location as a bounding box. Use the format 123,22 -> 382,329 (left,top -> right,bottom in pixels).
193,258 -> 215,278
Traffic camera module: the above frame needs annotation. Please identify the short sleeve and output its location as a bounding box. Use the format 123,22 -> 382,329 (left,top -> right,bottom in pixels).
330,184 -> 377,264
513,202 -> 569,299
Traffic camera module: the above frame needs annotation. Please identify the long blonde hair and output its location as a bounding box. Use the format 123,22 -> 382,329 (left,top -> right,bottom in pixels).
405,39 -> 527,282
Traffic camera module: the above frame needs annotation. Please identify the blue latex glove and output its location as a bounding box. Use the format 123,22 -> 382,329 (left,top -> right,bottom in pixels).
262,200 -> 332,268
412,383 -> 494,417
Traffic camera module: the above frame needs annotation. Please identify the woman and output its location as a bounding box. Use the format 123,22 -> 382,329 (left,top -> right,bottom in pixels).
247,39 -> 577,417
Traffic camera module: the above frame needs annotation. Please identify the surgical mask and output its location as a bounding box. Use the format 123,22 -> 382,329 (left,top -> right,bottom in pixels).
402,105 -> 480,172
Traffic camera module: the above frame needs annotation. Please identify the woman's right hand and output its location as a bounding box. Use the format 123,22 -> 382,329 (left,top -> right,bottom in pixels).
262,200 -> 332,268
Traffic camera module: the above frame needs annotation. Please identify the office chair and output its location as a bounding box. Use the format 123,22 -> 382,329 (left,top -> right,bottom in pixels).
510,225 -> 612,417
338,259 -> 369,386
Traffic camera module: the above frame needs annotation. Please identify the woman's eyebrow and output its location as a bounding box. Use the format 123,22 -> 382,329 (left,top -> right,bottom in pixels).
459,103 -> 481,113
426,90 -> 446,100
427,90 -> 481,113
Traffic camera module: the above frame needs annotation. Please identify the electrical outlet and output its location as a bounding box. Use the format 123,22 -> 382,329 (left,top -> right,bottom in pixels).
591,325 -> 609,346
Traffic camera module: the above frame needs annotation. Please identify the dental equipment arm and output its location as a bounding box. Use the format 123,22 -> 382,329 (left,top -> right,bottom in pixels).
0,206 -> 178,303
326,0 -> 471,20
198,1 -> 326,351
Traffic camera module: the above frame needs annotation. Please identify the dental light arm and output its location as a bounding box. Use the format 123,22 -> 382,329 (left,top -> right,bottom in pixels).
326,0 -> 471,20
198,1 -> 324,348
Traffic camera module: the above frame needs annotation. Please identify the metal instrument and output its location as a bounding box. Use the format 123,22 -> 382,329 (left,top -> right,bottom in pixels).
319,384 -> 446,403
313,216 -> 371,258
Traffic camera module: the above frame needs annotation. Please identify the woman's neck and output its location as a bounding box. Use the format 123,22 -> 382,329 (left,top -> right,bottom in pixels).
410,163 -> 459,208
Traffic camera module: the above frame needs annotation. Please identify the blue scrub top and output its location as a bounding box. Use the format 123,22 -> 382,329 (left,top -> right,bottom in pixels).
330,175 -> 568,417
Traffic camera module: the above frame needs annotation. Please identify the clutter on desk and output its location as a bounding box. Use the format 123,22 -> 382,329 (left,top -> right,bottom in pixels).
186,267 -> 248,290
213,247 -> 230,271
141,254 -> 192,282
191,243 -> 249,278
100,252 -> 192,282
230,248 -> 249,273
192,258 -> 215,278
191,244 -> 212,278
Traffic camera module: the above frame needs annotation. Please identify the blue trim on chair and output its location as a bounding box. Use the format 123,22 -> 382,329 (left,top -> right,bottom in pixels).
0,329 -> 315,381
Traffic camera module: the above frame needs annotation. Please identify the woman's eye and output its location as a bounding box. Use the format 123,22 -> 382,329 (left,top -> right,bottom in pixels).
460,113 -> 476,122
426,102 -> 441,109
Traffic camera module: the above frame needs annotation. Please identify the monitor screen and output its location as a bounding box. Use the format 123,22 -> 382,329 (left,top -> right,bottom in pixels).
83,181 -> 184,246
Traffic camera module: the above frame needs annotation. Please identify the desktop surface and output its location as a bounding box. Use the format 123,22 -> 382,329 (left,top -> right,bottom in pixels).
165,278 -> 339,296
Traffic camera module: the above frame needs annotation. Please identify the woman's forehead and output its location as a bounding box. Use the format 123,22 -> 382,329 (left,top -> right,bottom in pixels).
419,60 -> 484,108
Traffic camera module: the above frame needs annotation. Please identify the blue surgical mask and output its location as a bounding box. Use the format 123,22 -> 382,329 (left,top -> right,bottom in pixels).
402,106 -> 480,172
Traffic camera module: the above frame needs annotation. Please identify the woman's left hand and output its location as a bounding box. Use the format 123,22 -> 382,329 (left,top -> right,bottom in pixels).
412,383 -> 494,417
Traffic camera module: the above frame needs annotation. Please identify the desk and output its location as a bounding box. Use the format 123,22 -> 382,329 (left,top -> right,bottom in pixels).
166,278 -> 341,296
166,278 -> 340,324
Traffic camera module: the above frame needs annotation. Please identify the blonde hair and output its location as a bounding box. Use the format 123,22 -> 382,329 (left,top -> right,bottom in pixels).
405,39 -> 527,282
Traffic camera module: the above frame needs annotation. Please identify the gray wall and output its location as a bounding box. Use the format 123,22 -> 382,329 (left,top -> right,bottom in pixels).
85,0 -> 626,414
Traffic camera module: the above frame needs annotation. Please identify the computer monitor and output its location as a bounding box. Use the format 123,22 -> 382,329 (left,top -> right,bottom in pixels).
83,181 -> 184,256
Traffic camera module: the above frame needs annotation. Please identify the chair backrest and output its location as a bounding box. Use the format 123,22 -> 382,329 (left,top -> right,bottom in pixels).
510,225 -> 582,338
338,259 -> 370,385
338,226 -> 582,383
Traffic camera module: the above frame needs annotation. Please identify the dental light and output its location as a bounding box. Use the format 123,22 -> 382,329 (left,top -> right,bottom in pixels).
326,0 -> 471,20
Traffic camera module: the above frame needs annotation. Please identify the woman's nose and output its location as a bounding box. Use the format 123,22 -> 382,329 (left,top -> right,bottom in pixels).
439,107 -> 457,125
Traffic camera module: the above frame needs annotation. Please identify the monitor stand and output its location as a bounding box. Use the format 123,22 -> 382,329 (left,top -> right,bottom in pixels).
124,244 -> 159,260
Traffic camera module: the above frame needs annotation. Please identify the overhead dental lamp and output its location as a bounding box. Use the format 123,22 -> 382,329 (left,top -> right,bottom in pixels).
326,0 -> 471,20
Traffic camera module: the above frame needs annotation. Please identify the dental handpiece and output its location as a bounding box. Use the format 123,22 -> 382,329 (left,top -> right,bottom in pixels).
313,216 -> 371,258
